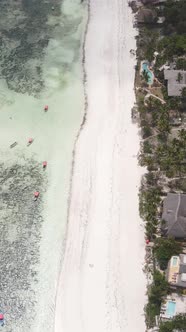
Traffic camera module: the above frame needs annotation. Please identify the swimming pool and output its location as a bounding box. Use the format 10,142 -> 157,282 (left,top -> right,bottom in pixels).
142,62 -> 154,85
166,301 -> 176,317
172,256 -> 178,267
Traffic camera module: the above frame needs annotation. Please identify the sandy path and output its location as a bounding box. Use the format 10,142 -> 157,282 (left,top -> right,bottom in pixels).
55,0 -> 146,331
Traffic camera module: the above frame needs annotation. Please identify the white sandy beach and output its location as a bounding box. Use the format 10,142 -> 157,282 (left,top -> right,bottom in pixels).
55,1 -> 146,332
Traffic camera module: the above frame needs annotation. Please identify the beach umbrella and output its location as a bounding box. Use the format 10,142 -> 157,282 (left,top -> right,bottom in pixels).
0,314 -> 4,320
28,138 -> 33,144
44,105 -> 48,111
34,192 -> 40,198
42,161 -> 47,168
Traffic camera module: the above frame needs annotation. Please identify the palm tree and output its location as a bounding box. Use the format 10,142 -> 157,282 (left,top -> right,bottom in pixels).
178,129 -> 186,141
181,87 -> 186,99
177,72 -> 183,83
143,70 -> 149,83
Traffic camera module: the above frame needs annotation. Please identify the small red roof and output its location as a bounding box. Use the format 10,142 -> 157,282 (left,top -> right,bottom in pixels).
28,138 -> 33,143
34,191 -> 40,197
0,314 -> 4,320
43,161 -> 47,166
44,105 -> 48,111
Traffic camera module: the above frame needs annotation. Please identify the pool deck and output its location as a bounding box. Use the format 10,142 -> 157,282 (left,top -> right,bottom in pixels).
167,256 -> 180,285
160,294 -> 186,321
166,254 -> 186,288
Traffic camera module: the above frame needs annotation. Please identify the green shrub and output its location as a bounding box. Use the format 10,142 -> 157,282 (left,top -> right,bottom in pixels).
146,270 -> 169,328
176,58 -> 186,70
139,187 -> 161,239
159,314 -> 186,332
163,0 -> 186,35
154,238 -> 182,270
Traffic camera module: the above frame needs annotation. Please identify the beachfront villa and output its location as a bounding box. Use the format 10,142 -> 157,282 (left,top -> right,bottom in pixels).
160,294 -> 186,321
166,255 -> 186,289
161,193 -> 186,239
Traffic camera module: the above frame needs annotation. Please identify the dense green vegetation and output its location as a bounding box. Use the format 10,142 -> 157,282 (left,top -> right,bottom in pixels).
135,0 -> 186,329
155,130 -> 186,177
138,97 -> 172,144
136,0 -> 186,246
155,0 -> 186,68
159,314 -> 186,332
140,129 -> 186,177
146,270 -> 169,328
139,187 -> 161,239
163,0 -> 186,35
154,238 -> 183,270
176,58 -> 186,70
158,35 -> 186,61
136,28 -> 159,62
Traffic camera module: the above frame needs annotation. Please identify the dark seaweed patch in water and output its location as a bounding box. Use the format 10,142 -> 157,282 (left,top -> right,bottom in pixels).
0,160 -> 47,331
0,0 -> 61,96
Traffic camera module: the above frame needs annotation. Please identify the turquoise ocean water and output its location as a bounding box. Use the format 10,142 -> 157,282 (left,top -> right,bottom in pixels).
0,1 -> 86,331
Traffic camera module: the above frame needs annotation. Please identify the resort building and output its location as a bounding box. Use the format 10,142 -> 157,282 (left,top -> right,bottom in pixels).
166,255 -> 186,289
164,69 -> 186,97
160,293 -> 186,321
161,193 -> 186,239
